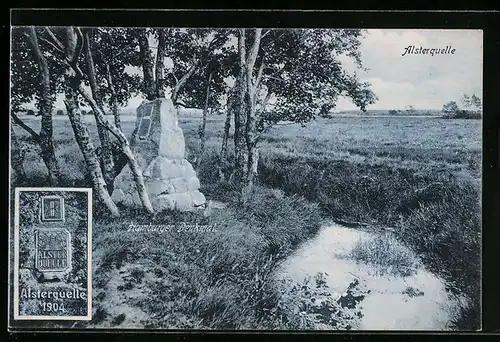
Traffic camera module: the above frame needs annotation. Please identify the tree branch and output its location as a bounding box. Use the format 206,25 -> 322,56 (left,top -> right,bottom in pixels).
38,36 -> 65,56
44,26 -> 85,80
11,113 -> 41,143
44,27 -> 65,51
171,60 -> 180,84
246,28 -> 262,75
171,57 -> 199,103
74,27 -> 84,67
262,75 -> 285,83
255,58 -> 265,90
259,90 -> 272,112
238,29 -> 246,69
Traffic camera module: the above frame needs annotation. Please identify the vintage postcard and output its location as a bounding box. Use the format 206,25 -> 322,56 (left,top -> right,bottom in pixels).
11,188 -> 92,321
9,24 -> 482,331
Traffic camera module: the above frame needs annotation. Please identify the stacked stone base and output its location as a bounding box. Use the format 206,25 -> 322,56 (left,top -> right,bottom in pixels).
111,156 -> 206,212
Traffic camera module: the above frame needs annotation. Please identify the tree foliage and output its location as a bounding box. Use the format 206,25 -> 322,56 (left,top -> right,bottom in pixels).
251,29 -> 377,132
164,29 -> 235,108
443,94 -> 482,119
85,28 -> 143,109
11,27 -> 65,112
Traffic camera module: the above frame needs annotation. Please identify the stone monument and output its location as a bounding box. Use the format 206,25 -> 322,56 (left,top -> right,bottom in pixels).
112,98 -> 206,211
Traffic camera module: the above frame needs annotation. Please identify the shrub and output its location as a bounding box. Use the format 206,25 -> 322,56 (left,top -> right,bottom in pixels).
442,110 -> 482,120
26,109 -> 35,116
258,154 -> 443,225
238,186 -> 322,260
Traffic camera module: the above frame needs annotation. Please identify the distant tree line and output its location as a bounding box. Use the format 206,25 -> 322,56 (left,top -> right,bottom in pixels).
442,94 -> 482,119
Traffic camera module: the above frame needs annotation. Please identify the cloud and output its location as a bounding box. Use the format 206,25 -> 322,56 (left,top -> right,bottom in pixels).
337,29 -> 483,110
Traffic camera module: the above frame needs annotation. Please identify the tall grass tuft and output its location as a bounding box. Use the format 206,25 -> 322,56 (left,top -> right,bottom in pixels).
349,233 -> 420,277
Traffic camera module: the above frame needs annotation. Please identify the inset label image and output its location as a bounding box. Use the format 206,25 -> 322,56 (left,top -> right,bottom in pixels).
13,188 -> 92,320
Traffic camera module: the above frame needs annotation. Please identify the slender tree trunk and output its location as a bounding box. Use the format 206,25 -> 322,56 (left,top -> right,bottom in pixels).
60,27 -> 119,216
155,29 -> 166,98
137,29 -> 156,100
220,102 -> 232,160
244,83 -> 258,187
244,28 -> 262,188
171,59 -> 199,104
104,64 -> 128,177
244,29 -> 264,187
10,118 -> 27,183
105,62 -> 121,130
26,26 -> 60,186
219,87 -> 234,182
233,29 -> 248,183
247,147 -> 259,188
83,30 -> 115,192
64,88 -> 120,217
197,71 -> 213,170
77,84 -> 154,215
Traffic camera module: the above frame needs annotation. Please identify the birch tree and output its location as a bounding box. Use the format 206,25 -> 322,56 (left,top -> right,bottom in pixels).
235,29 -> 377,188
11,27 -> 61,185
82,28 -> 115,191
42,26 -> 154,215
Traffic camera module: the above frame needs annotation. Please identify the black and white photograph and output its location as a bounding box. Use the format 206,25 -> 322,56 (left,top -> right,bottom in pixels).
11,188 -> 92,322
8,25 -> 482,331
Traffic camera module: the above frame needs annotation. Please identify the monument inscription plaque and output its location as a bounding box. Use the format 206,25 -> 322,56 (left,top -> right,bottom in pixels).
138,117 -> 152,139
34,228 -> 71,274
41,196 -> 64,222
137,99 -> 155,140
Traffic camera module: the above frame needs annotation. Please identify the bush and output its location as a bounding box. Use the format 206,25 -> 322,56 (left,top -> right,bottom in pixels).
26,109 -> 35,116
442,110 -> 482,120
258,154 -> 447,225
396,182 -> 480,294
238,186 -> 322,260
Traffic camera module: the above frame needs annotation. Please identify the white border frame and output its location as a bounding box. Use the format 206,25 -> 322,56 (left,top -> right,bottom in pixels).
12,187 -> 92,321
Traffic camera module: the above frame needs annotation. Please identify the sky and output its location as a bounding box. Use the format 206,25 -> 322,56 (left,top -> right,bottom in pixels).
335,29 -> 483,111
41,28 -> 483,112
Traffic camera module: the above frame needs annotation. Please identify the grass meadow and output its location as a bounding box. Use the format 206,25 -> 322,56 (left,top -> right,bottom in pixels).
11,112 -> 481,329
